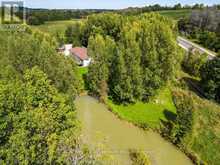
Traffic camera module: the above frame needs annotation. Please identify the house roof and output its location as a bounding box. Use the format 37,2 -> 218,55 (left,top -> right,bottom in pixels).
70,47 -> 88,60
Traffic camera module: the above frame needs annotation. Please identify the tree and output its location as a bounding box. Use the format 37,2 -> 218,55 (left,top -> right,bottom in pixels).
200,58 -> 220,102
174,3 -> 182,10
65,22 -> 83,46
109,47 -> 133,103
171,90 -> 194,144
87,34 -> 116,102
55,31 -> 65,47
120,24 -> 143,100
138,15 -> 180,100
0,29 -> 82,100
27,16 -> 45,25
85,13 -> 181,104
81,13 -> 122,46
0,67 -> 78,164
182,49 -> 207,77
162,90 -> 194,144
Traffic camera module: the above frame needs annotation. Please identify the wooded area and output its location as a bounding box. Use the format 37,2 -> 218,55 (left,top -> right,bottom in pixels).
0,3 -> 220,164
0,28 -> 101,164
178,8 -> 220,54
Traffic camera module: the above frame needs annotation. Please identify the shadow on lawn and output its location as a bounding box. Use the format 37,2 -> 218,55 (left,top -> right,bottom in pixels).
163,109 -> 176,121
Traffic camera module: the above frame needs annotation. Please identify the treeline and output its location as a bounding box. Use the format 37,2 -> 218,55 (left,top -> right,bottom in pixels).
179,41 -> 220,104
178,8 -> 220,54
177,7 -> 220,103
0,27 -> 100,164
181,47 -> 220,104
118,3 -> 219,15
71,13 -> 182,104
17,3 -> 220,25
19,8 -> 112,25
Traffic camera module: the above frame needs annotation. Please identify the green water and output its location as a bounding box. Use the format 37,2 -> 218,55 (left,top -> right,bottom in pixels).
75,96 -> 193,165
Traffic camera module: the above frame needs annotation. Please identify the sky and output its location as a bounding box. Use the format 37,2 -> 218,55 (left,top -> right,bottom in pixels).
1,0 -> 220,9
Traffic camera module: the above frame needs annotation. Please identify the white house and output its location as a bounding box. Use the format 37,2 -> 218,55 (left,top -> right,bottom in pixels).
64,44 -> 73,56
58,45 -> 91,67
70,47 -> 91,67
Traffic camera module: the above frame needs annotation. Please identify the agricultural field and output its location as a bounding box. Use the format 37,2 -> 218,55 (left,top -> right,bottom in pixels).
157,9 -> 191,20
31,20 -> 82,35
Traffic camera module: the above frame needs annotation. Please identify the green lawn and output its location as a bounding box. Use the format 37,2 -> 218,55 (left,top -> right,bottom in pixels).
78,67 -> 88,78
77,67 -> 88,90
157,9 -> 191,20
107,88 -> 176,128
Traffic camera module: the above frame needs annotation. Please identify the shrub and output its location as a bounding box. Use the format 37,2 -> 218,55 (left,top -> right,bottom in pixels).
129,149 -> 151,165
162,89 -> 194,144
182,49 -> 207,77
200,58 -> 220,103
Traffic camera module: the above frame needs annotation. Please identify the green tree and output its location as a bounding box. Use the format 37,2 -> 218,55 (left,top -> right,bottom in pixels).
171,90 -> 194,144
161,90 -> 194,144
85,13 -> 181,104
120,24 -> 143,100
27,16 -> 45,25
81,13 -> 122,46
87,34 -> 116,102
183,50 -> 207,77
109,47 -> 133,103
138,16 -> 180,100
65,22 -> 83,46
200,58 -> 220,102
174,3 -> 182,10
0,67 -> 78,164
0,30 -> 82,100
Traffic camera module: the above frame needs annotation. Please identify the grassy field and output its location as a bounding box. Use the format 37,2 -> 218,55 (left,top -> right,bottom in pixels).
107,88 -> 176,128
78,67 -> 88,78
77,67 -> 88,90
157,9 -> 191,20
30,9 -> 191,36
174,89 -> 220,164
31,20 -> 81,35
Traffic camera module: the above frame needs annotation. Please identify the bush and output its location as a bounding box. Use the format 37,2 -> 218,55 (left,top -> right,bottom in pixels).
129,149 -> 151,165
200,58 -> 220,103
182,49 -> 207,77
162,89 -> 194,144
27,16 -> 45,25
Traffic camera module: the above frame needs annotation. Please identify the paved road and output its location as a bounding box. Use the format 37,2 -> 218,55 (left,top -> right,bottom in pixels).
177,36 -> 216,60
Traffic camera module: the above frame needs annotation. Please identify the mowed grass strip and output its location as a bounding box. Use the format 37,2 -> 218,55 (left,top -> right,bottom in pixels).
78,67 -> 88,76
107,88 -> 176,128
157,9 -> 191,20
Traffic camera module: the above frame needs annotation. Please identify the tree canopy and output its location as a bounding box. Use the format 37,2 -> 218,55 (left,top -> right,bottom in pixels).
0,27 -> 91,164
85,13 -> 181,104
200,58 -> 220,102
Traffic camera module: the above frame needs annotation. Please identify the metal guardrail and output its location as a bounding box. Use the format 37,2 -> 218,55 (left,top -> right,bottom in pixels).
177,36 -> 216,60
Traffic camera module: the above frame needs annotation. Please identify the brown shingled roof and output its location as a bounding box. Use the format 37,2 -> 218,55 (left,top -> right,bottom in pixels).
70,47 -> 88,60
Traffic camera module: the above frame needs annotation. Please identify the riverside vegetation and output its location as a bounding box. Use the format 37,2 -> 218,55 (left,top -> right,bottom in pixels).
66,13 -> 219,164
0,27 -> 105,164
0,8 -> 220,165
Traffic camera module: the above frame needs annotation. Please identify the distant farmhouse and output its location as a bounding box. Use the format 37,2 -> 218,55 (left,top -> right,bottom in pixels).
58,44 -> 91,67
